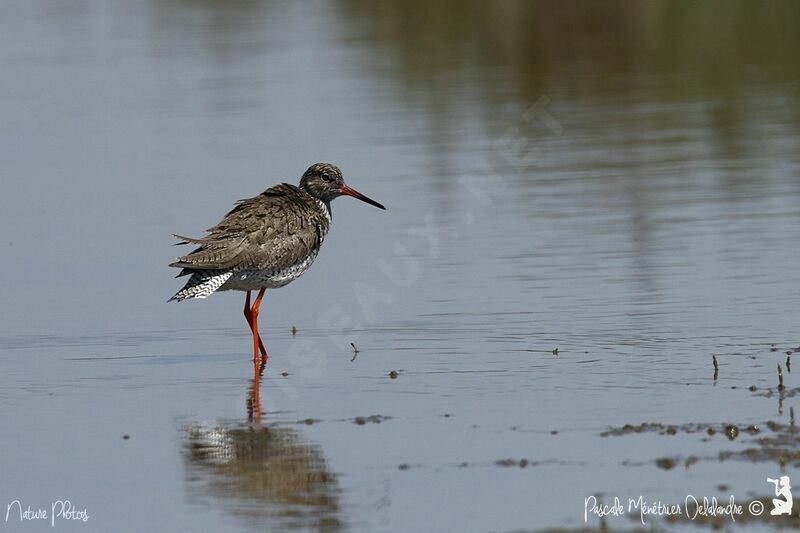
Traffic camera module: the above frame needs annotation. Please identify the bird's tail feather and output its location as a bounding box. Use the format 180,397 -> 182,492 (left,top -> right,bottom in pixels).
169,270 -> 233,302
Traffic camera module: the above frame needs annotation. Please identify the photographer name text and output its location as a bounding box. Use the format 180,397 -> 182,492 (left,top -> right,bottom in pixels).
584,494 -> 765,525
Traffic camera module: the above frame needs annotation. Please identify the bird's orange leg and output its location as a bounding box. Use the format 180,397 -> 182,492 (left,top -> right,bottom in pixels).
251,288 -> 268,363
243,291 -> 267,358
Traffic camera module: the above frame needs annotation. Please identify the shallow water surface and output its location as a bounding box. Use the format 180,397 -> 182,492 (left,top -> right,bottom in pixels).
1,1 -> 800,531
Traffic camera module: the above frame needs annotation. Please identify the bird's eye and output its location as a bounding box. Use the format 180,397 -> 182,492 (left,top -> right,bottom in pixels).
321,172 -> 332,182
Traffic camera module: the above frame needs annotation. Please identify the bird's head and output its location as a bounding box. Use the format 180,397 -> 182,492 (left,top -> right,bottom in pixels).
299,163 -> 385,210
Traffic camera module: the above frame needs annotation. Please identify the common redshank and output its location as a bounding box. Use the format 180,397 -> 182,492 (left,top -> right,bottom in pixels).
169,163 -> 385,362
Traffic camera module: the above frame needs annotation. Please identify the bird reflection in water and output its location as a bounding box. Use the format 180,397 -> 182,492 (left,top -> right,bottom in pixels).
247,356 -> 267,425
183,359 -> 341,531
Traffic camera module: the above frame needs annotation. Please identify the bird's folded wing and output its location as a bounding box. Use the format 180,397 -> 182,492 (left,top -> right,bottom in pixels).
169,237 -> 248,270
169,183 -> 325,272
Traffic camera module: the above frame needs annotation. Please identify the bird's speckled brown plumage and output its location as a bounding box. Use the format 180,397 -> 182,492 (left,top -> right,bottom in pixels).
169,163 -> 384,302
171,183 -> 330,274
169,162 -> 385,363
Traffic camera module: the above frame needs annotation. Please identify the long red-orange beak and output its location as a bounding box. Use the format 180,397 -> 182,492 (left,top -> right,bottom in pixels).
340,184 -> 386,210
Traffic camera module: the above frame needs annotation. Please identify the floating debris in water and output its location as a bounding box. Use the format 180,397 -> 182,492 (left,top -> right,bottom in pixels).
600,422 -> 664,436
291,325 -> 297,335
771,344 -> 778,352
552,347 -> 559,356
749,385 -> 758,392
655,457 -> 676,470
353,415 -> 391,425
389,370 -> 398,379
397,463 -> 409,470
619,416 -> 800,475
281,372 -> 289,377
601,421 -> 748,439
754,385 -> 800,398
495,458 -> 530,468
122,434 -> 130,440
717,421 -> 800,466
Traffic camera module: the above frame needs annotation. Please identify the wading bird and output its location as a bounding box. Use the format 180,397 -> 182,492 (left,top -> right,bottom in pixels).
169,163 -> 385,362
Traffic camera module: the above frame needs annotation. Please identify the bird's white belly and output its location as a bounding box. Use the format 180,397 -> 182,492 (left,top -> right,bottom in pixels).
220,253 -> 318,291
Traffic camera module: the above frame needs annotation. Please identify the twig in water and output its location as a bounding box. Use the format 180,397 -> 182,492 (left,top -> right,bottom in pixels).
712,355 -> 719,382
